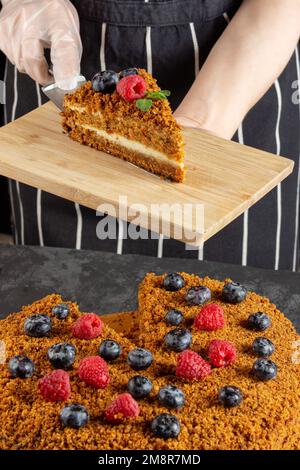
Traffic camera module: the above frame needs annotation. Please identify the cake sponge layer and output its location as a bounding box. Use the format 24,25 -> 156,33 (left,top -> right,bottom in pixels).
63,120 -> 185,182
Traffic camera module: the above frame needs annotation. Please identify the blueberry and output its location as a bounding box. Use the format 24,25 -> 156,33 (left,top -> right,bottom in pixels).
164,328 -> 192,352
158,386 -> 185,409
165,309 -> 184,326
218,386 -> 243,408
222,282 -> 247,304
92,70 -> 119,93
119,68 -> 138,79
185,286 -> 211,306
60,404 -> 89,429
163,273 -> 185,291
24,314 -> 52,337
99,339 -> 121,361
247,313 -> 271,332
47,343 -> 76,369
127,375 -> 153,399
52,303 -> 69,320
8,355 -> 35,378
151,413 -> 180,438
252,359 -> 277,381
252,337 -> 275,357
127,348 -> 153,370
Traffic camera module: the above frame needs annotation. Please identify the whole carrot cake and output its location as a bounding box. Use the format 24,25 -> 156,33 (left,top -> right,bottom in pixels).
62,68 -> 185,182
0,279 -> 299,450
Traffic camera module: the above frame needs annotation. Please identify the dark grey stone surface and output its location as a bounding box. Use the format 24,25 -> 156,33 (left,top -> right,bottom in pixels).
0,245 -> 299,332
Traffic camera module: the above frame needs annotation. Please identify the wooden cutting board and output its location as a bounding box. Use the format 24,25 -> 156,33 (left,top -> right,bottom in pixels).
0,102 -> 294,245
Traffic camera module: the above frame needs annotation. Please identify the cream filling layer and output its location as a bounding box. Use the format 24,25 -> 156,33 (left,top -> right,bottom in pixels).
66,104 -> 87,113
65,104 -> 183,169
79,124 -> 183,169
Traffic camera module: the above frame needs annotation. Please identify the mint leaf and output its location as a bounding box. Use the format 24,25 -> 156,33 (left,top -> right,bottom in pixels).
146,90 -> 170,100
160,90 -> 171,97
146,91 -> 165,100
136,98 -> 153,112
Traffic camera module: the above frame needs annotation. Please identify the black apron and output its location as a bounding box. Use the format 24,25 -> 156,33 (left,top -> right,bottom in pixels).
3,0 -> 300,271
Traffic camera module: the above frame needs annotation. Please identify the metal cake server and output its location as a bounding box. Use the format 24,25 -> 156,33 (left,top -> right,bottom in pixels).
42,75 -> 86,111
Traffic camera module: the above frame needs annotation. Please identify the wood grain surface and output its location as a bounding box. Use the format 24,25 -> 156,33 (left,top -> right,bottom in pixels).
0,102 -> 294,245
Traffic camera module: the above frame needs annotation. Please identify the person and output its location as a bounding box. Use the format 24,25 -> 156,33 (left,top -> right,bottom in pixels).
0,0 -> 299,271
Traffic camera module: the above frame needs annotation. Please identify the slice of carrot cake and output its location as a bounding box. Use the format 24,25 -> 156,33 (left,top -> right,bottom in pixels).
62,68 -> 185,182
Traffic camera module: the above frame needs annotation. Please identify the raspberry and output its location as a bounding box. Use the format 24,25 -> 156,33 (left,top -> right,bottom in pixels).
194,303 -> 224,331
78,356 -> 110,389
176,350 -> 211,381
116,75 -> 146,102
38,370 -> 71,402
208,340 -> 237,367
105,393 -> 140,423
71,313 -> 103,340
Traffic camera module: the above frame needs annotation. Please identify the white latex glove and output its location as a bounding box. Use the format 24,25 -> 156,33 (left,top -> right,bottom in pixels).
0,0 -> 82,89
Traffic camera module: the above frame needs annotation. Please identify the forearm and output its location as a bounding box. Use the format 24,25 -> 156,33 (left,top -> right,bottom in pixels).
175,0 -> 300,139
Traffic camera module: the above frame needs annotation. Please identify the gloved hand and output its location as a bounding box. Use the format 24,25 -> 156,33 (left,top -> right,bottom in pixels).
0,0 -> 82,89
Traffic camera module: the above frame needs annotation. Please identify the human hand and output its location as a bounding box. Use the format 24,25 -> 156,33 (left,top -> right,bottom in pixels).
174,114 -> 203,130
174,104 -> 220,138
174,0 -> 300,140
174,113 -> 219,140
0,0 -> 82,89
